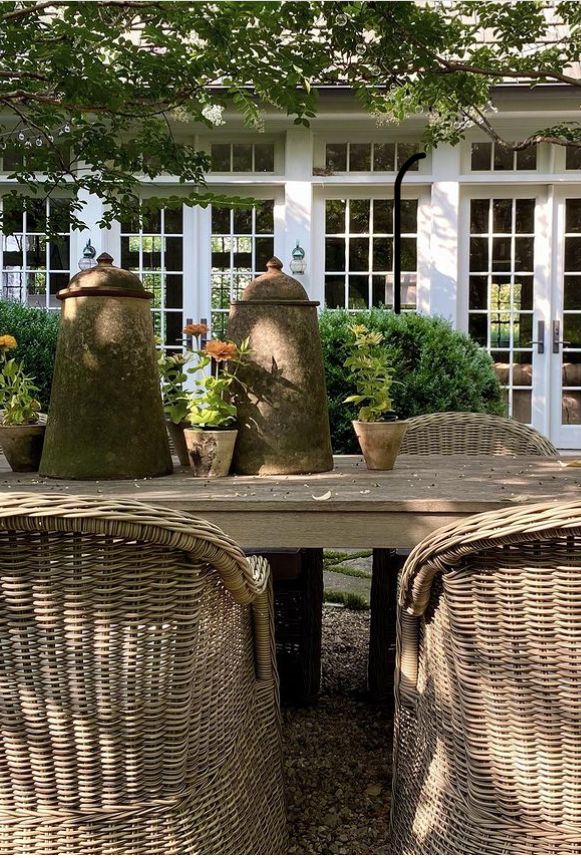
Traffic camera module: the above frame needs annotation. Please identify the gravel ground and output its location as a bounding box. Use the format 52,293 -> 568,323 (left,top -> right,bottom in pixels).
282,607 -> 393,855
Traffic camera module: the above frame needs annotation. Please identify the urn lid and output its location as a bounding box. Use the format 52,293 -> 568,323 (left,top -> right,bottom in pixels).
238,257 -> 317,305
57,253 -> 152,301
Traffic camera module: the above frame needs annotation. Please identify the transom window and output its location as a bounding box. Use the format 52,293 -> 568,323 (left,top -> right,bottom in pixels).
120,206 -> 184,351
210,143 -> 275,173
210,201 -> 274,337
471,142 -> 537,171
561,199 -> 581,424
1,198 -> 70,309
566,148 -> 581,170
324,142 -> 420,173
468,197 -> 535,422
324,198 -> 418,311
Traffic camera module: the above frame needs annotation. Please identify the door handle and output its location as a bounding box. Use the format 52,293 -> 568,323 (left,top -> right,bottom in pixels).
552,320 -> 571,353
528,320 -> 545,354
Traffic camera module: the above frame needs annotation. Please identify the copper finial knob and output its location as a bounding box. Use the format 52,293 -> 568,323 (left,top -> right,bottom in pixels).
266,256 -> 283,270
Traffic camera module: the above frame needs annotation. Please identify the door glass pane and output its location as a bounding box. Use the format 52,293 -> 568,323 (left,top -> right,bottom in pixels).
560,200 -> 581,429
468,197 -> 535,421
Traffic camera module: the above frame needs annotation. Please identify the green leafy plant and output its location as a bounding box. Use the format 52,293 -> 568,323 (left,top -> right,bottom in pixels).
0,335 -> 41,425
343,324 -> 397,422
320,309 -> 505,454
0,302 -> 59,410
186,336 -> 251,429
158,348 -> 191,424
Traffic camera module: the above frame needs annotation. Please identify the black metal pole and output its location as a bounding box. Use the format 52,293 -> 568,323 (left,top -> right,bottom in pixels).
394,152 -> 426,314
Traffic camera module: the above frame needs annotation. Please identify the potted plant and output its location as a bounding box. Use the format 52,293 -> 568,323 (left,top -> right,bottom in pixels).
183,336 -> 250,478
157,324 -> 208,466
0,335 -> 46,472
343,324 -> 407,470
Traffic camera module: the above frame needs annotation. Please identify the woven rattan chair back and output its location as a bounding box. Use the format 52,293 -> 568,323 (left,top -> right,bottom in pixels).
0,494 -> 286,855
391,500 -> 581,854
399,411 -> 558,457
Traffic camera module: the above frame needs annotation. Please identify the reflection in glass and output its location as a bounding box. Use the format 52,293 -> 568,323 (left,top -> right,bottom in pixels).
515,200 -> 535,234
349,199 -> 370,234
564,276 -> 581,310
469,276 -> 488,310
516,147 -> 537,170
469,313 -> 488,346
232,144 -> 252,171
492,238 -> 511,271
373,143 -> 395,171
373,200 -> 392,234
325,275 -> 345,308
470,237 -> 488,271
512,390 -> 532,423
564,315 -> 581,347
562,391 -> 581,424
325,199 -> 346,234
349,238 -> 369,272
471,142 -> 492,170
562,352 -> 581,386
567,200 -> 581,233
348,275 -> 368,308
349,144 -> 371,171
470,200 -> 489,234
514,237 -> 534,270
493,199 -> 512,234
565,237 -> 581,272
326,143 -> 347,172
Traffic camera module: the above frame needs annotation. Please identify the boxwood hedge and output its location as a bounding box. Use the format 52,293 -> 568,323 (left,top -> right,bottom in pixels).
320,309 -> 505,454
0,302 -> 59,410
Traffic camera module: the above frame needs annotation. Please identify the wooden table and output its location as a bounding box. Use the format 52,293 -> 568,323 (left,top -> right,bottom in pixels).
2,454 -> 580,701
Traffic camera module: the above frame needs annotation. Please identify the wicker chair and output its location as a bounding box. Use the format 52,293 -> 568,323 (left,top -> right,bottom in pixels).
400,411 -> 558,457
0,493 -> 286,855
391,500 -> 581,854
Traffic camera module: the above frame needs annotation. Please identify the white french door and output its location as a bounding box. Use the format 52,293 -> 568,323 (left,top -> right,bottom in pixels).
549,192 -> 581,449
465,190 -> 542,428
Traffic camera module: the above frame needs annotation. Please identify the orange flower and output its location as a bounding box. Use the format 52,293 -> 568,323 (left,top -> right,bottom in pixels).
0,335 -> 17,351
183,323 -> 208,337
203,339 -> 238,362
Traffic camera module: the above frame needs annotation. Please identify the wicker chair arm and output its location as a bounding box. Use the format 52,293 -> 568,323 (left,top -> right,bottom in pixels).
396,499 -> 581,705
0,493 -> 261,606
248,556 -> 278,685
399,500 -> 581,617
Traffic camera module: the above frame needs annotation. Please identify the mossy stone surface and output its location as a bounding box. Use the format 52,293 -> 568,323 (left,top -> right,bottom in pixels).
227,294 -> 333,476
40,295 -> 172,480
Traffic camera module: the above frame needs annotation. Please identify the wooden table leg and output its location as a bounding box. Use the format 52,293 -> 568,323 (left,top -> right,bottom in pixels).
263,548 -> 323,705
368,548 -> 402,706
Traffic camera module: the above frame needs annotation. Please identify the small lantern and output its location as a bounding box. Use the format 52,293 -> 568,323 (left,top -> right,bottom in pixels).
290,241 -> 306,275
78,239 -> 97,270
227,257 -> 333,475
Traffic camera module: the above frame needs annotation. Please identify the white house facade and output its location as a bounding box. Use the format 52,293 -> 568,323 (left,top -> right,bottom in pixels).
2,84 -> 581,448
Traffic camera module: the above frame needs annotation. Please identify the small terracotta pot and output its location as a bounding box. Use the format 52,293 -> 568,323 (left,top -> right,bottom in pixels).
166,420 -> 190,466
0,423 -> 46,472
183,428 -> 238,478
352,419 -> 408,471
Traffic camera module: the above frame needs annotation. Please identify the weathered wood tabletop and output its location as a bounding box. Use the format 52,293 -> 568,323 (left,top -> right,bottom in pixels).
0,454 -> 578,548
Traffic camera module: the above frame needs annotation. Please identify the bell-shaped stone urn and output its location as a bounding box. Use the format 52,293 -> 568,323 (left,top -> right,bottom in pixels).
40,253 -> 172,480
227,257 -> 333,475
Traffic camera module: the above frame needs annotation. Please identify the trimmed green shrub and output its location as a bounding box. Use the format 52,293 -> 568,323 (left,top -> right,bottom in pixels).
320,309 -> 505,454
0,302 -> 59,410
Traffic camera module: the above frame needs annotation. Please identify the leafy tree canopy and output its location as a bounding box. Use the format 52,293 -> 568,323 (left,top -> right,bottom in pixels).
0,1 -> 579,232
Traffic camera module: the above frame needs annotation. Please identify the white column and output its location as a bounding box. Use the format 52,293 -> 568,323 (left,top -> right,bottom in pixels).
72,190 -> 104,273
428,144 -> 461,325
284,127 -> 315,298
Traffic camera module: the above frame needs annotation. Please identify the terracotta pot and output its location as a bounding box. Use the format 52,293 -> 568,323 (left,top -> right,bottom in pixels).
166,420 -> 190,466
0,423 -> 46,472
183,428 -> 238,478
352,419 -> 408,471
